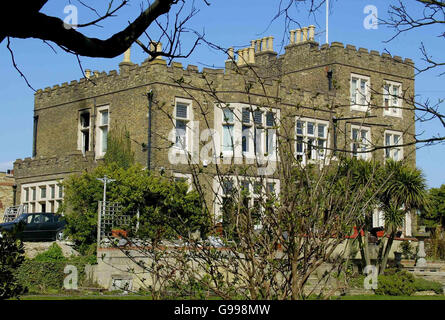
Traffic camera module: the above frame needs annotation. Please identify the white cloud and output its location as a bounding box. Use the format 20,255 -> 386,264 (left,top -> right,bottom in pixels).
0,161 -> 14,172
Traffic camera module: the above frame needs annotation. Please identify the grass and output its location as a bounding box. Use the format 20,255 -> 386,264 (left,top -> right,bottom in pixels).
12,293 -> 445,300
337,295 -> 445,300
14,294 -> 154,300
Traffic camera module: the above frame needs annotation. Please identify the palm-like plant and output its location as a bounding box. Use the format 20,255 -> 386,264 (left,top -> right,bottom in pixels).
378,160 -> 429,274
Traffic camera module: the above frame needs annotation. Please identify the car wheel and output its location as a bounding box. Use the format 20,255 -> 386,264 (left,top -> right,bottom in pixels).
55,230 -> 65,241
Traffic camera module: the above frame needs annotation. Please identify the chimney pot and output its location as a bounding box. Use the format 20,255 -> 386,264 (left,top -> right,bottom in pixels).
261,37 -> 267,51
290,30 -> 296,44
302,27 -> 308,42
123,47 -> 131,63
296,29 -> 302,44
248,47 -> 255,64
268,36 -> 274,51
227,47 -> 234,60
308,25 -> 315,41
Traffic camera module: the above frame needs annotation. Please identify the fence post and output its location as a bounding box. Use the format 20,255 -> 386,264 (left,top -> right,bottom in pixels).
97,201 -> 102,249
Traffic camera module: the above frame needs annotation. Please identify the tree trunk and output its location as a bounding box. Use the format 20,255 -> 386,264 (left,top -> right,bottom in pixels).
358,231 -> 371,267
379,232 -> 395,275
291,258 -> 299,300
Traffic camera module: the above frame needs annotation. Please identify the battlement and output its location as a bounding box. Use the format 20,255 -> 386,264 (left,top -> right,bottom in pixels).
13,152 -> 96,179
325,41 -> 414,67
34,30 -> 415,108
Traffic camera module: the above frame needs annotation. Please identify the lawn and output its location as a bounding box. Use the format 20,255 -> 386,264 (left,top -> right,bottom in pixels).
13,294 -> 445,300
14,294 -> 154,300
337,295 -> 445,300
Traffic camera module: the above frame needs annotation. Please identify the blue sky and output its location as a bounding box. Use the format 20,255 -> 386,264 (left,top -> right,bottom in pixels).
0,0 -> 443,188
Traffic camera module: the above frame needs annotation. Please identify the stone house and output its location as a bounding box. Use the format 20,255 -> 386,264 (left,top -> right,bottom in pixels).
13,26 -> 417,235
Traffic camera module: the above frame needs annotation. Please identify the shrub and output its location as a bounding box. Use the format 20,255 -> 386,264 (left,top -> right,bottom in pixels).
34,243 -> 66,262
16,243 -> 97,294
413,277 -> 443,294
348,275 -> 365,289
400,241 -> 415,259
374,268 -> 416,296
16,259 -> 66,294
0,231 -> 26,299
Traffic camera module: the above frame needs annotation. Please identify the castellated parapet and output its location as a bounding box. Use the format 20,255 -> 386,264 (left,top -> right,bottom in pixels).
35,30 -> 414,110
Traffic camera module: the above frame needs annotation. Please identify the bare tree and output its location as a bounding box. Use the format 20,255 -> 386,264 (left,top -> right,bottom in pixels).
1,0 -> 207,58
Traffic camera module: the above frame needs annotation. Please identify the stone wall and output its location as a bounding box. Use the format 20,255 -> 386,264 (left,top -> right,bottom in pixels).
0,171 -> 15,221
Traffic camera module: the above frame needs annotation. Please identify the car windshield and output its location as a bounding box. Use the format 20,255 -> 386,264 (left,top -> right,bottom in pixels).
13,214 -> 27,222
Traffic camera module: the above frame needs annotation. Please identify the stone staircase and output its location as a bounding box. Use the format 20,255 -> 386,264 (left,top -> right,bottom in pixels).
402,260 -> 445,285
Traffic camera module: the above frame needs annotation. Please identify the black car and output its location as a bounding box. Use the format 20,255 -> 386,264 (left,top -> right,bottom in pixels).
0,213 -> 66,241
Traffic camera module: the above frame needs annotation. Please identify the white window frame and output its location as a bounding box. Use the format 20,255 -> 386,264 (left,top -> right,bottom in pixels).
21,180 -> 64,213
350,73 -> 371,112
384,130 -> 403,161
383,80 -> 402,118
213,176 -> 280,229
295,117 -> 329,165
372,208 -> 385,228
351,125 -> 372,160
215,103 -> 279,162
96,106 -> 109,158
222,107 -> 235,154
78,110 -> 91,154
173,98 -> 194,154
173,172 -> 193,192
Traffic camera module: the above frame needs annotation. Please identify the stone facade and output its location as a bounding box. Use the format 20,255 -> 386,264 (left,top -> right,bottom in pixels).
13,28 -> 416,233
0,171 -> 15,221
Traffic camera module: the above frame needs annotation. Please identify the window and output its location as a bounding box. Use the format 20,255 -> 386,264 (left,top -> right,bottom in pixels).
253,110 -> 263,155
242,108 -> 251,153
40,186 -> 47,199
58,185 -> 63,198
222,108 -> 235,152
351,126 -> 371,160
383,81 -> 402,117
373,208 -> 385,228
175,102 -> 189,150
295,118 -> 329,164
350,74 -> 370,111
215,177 -> 280,231
96,106 -> 109,157
173,172 -> 192,191
79,111 -> 91,153
217,104 -> 278,160
245,108 -> 276,157
384,131 -> 403,161
21,180 -> 63,214
265,112 -> 275,155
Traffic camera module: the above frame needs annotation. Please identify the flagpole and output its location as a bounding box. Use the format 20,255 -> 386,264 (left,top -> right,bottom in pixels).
326,0 -> 329,44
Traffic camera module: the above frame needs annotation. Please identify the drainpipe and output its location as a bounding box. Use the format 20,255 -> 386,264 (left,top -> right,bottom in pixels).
12,184 -> 17,206
146,90 -> 153,171
332,117 -> 337,155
